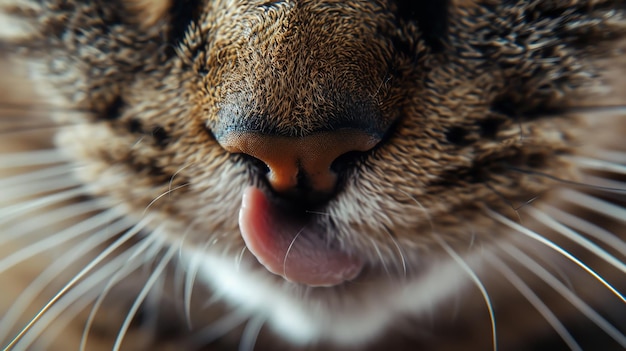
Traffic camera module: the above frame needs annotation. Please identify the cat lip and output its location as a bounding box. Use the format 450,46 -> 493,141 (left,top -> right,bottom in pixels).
238,186 -> 364,287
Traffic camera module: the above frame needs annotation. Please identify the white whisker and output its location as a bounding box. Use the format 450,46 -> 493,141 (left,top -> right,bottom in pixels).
505,167 -> 626,194
131,136 -> 145,149
184,249 -> 205,330
383,226 -> 407,278
584,147 -> 626,164
13,250 -> 136,351
567,156 -> 626,175
172,255 -> 187,325
235,246 -> 247,272
112,243 -> 178,351
0,208 -> 126,275
0,165 -> 75,188
0,150 -> 70,168
169,163 -> 194,199
434,236 -> 497,351
283,228 -> 304,279
568,105 -> 626,116
0,212 -> 128,342
142,261 -> 168,338
369,237 -> 392,278
487,208 -> 626,303
526,206 -> 626,272
484,253 -> 582,351
582,175 -> 626,194
0,199 -> 105,246
544,205 -> 626,255
559,189 -> 626,223
0,187 -> 88,221
500,243 -> 626,347
3,178 -> 83,203
79,230 -> 162,351
173,222 -> 199,322
191,311 -> 249,347
398,188 -> 435,233
184,239 -> 218,323
238,315 -> 265,351
142,183 -> 190,216
2,214 -> 153,350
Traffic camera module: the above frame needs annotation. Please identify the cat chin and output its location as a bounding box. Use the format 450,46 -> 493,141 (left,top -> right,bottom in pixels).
187,247 -> 483,346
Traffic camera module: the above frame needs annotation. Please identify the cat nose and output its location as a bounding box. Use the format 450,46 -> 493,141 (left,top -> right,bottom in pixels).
218,130 -> 380,194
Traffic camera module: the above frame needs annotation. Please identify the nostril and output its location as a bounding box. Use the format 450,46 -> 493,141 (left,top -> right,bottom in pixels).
217,129 -> 380,194
240,153 -> 271,175
330,150 -> 368,175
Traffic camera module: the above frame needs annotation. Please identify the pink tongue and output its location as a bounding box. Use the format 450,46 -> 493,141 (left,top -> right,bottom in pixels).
239,186 -> 363,287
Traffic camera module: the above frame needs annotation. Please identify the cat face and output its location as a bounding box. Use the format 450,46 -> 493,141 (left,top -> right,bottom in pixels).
1,0 -> 625,349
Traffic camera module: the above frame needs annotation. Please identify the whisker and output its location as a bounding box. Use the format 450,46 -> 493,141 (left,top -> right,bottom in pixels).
172,221 -> 206,330
487,208 -> 626,303
484,253 -> 582,351
371,74 -> 392,100
505,166 -> 626,194
238,315 -> 266,351
142,183 -> 190,216
131,135 -> 146,149
3,178 -> 83,204
482,182 -> 534,222
564,105 -> 626,116
235,246 -> 247,272
112,242 -> 178,351
500,243 -> 626,347
191,311 -> 250,347
172,223 -> 199,320
558,189 -> 626,223
143,267 -> 168,339
434,236 -> 497,351
368,237 -> 392,278
0,207 -> 126,274
169,163 -> 194,199
196,241 -> 236,310
0,199 -> 105,246
525,206 -> 626,272
584,147 -> 626,164
303,210 -> 330,216
11,248 -> 138,351
383,226 -> 407,278
0,101 -> 91,114
544,205 -> 626,255
398,189 -> 435,233
582,175 -> 626,195
0,212 -> 129,342
171,255 -> 187,327
567,155 -> 626,175
0,150 -> 70,168
79,230 -> 161,351
0,123 -> 77,136
303,206 -> 397,279
184,249 -> 205,330
283,227 -> 304,279
0,164 -> 75,188
0,187 -> 88,221
2,214 -> 153,350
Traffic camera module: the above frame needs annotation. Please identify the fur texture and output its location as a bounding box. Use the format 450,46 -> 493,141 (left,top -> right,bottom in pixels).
0,0 -> 625,350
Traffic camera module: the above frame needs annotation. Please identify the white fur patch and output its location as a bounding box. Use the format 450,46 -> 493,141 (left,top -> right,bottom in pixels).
189,248 -> 484,346
0,14 -> 34,40
0,1 -> 38,41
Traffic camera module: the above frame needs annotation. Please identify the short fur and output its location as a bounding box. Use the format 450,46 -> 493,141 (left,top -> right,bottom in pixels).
0,0 -> 625,350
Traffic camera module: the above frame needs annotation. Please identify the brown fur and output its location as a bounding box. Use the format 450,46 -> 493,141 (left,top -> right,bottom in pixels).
0,1 -> 625,350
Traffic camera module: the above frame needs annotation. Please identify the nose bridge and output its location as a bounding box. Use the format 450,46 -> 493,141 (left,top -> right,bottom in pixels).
219,130 -> 380,193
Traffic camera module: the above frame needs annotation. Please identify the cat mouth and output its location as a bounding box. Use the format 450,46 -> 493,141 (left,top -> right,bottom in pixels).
238,186 -> 364,287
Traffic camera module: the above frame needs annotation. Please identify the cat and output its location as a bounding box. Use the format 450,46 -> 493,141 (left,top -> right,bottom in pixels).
0,0 -> 625,350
